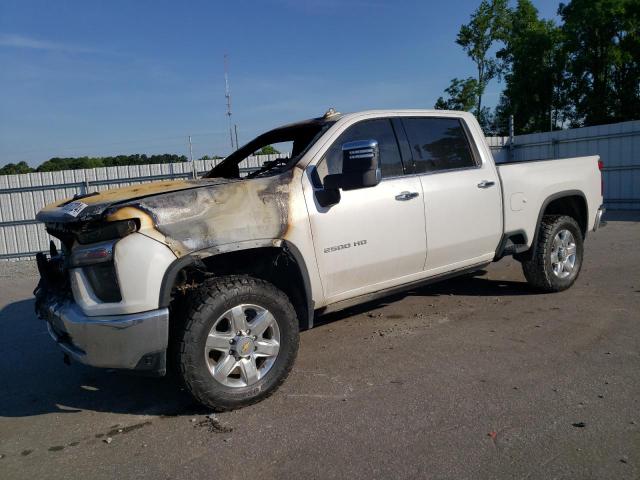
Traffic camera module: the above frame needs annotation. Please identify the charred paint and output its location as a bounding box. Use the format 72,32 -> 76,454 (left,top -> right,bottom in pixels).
104,171 -> 294,258
37,170 -> 297,259
36,178 -> 232,223
38,179 -> 195,211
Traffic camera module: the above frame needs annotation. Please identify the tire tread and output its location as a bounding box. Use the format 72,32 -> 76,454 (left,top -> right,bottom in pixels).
175,275 -> 298,411
522,215 -> 582,292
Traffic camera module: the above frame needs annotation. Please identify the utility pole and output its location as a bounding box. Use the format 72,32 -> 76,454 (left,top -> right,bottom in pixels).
224,54 -> 234,151
234,124 -> 239,150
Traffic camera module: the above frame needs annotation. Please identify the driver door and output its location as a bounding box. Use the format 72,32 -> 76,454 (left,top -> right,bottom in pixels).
303,118 -> 427,302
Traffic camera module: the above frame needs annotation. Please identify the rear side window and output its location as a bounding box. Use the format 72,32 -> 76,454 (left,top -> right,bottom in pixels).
401,118 -> 477,173
317,118 -> 405,182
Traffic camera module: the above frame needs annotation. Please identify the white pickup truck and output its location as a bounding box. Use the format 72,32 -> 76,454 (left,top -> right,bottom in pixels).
35,109 -> 605,410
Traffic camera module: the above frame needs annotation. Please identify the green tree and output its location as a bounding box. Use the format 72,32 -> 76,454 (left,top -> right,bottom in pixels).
0,161 -> 35,175
257,145 -> 280,155
34,154 -> 188,173
559,0 -> 640,126
434,77 -> 479,111
455,0 -> 509,119
37,157 -> 103,171
494,0 -> 566,134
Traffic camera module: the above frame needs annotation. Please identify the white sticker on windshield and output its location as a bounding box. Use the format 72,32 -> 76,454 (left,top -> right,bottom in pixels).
61,201 -> 88,217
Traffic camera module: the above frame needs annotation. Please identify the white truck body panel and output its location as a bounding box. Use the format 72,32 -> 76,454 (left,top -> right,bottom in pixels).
419,166 -> 502,272
497,156 -> 602,246
303,175 -> 427,299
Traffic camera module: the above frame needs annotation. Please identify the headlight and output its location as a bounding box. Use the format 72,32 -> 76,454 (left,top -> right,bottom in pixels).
76,219 -> 138,245
69,240 -> 115,267
69,240 -> 122,303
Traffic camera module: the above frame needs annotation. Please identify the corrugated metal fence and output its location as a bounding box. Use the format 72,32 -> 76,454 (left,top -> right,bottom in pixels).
0,155 -> 275,260
1,120 -> 639,260
487,119 -> 640,210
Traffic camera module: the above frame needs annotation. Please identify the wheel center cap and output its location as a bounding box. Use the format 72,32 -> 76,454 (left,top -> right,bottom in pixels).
234,336 -> 254,357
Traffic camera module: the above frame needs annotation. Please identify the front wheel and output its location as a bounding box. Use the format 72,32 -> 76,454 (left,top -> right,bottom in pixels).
176,276 -> 299,410
521,215 -> 584,292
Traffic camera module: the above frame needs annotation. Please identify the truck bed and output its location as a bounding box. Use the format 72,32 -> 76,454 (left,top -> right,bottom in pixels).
496,155 -> 602,247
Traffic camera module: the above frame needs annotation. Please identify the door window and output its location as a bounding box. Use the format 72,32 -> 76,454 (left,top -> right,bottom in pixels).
317,118 -> 405,183
401,118 -> 477,174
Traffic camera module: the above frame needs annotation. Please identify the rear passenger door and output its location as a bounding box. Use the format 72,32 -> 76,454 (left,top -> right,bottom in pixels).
304,118 -> 427,301
400,116 -> 502,273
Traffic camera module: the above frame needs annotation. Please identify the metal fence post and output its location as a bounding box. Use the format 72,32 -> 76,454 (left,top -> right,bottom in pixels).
508,115 -> 515,162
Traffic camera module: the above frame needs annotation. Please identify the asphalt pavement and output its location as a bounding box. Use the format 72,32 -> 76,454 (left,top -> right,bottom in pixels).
1,212 -> 639,479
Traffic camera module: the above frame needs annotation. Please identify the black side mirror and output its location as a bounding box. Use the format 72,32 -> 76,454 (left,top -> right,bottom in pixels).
315,139 -> 381,208
324,139 -> 381,191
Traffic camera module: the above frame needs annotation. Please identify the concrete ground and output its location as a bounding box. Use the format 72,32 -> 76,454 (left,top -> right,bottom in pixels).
1,212 -> 639,480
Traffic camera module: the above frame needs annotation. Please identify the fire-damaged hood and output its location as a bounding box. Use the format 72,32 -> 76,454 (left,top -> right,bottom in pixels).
37,172 -> 294,258
36,178 -> 235,223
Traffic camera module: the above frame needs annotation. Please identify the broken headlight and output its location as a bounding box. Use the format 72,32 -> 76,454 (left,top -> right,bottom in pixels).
69,240 -> 114,268
76,219 -> 139,245
69,240 -> 122,303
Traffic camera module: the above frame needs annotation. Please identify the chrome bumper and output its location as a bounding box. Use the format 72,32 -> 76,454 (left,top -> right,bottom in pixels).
42,299 -> 169,374
593,205 -> 606,231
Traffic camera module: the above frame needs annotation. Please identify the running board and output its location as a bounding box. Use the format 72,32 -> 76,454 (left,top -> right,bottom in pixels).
316,261 -> 491,316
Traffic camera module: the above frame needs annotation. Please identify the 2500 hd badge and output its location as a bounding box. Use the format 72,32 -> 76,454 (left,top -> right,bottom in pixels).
324,239 -> 367,254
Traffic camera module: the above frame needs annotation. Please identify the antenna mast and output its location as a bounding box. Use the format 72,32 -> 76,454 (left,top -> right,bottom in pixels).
224,54 -> 234,150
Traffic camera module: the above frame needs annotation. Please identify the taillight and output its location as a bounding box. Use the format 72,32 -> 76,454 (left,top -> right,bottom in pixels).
598,159 -> 604,196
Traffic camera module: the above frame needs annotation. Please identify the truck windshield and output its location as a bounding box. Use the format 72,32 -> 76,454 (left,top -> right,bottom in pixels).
205,121 -> 333,179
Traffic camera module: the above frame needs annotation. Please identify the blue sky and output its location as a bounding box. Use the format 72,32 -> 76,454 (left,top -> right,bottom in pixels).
0,0 -> 561,166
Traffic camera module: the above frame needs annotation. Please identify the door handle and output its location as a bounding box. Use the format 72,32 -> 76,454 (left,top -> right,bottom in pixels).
477,180 -> 496,189
395,191 -> 419,201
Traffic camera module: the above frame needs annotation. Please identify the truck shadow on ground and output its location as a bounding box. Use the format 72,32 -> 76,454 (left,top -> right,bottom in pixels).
0,298 -> 207,419
0,273 -> 535,418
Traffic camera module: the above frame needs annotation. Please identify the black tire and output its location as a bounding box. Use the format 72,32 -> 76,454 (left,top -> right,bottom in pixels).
176,275 -> 298,410
521,215 -> 584,292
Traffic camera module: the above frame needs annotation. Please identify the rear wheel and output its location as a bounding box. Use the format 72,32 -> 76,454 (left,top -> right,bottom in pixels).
176,275 -> 299,410
521,215 -> 584,292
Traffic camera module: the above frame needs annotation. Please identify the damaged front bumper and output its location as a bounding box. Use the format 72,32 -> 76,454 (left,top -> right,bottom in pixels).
37,293 -> 169,375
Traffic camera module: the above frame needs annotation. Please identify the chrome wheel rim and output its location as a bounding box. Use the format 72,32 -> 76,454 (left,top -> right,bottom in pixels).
204,304 -> 280,388
550,229 -> 577,279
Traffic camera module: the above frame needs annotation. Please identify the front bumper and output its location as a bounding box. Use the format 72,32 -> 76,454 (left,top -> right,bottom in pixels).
40,296 -> 169,375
